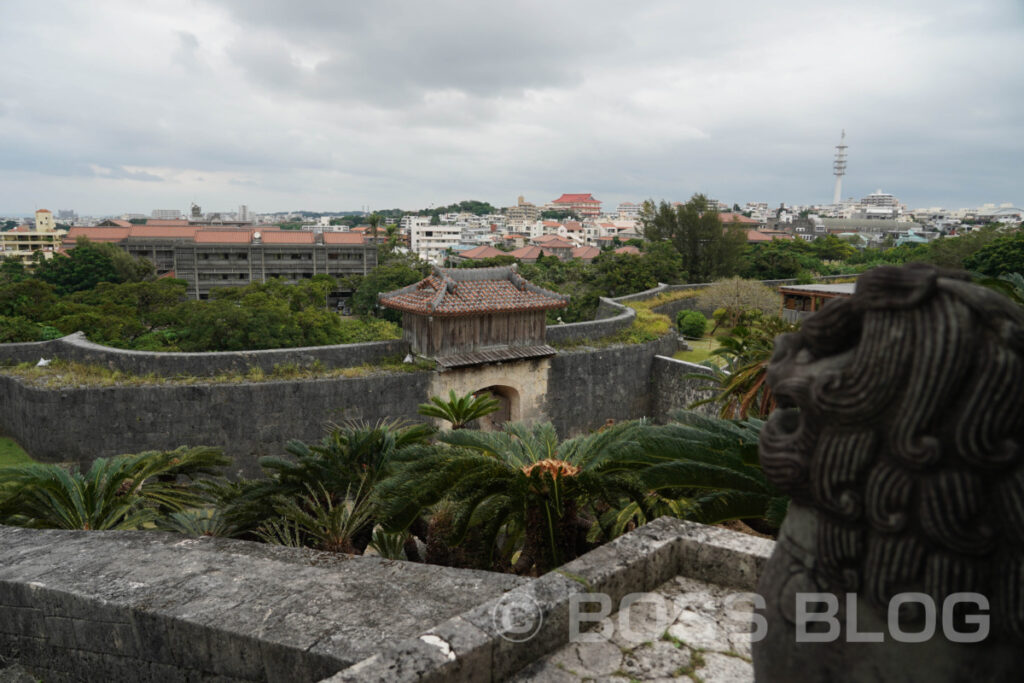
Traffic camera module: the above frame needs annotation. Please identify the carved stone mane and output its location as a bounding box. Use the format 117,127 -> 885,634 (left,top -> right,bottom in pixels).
754,263 -> 1024,682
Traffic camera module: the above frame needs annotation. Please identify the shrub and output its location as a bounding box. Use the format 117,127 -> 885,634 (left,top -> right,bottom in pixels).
675,310 -> 707,338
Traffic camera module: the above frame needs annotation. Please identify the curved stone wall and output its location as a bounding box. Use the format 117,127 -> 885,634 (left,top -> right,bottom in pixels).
0,332 -> 408,377
544,297 -> 635,345
0,370 -> 432,478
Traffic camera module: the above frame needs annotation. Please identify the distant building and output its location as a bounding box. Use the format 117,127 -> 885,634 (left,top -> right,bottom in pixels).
616,202 -> 640,218
409,221 -> 462,264
506,196 -> 540,227
63,225 -> 376,301
550,193 -> 602,218
238,205 -> 250,222
151,209 -> 182,220
35,209 -> 56,233
0,209 -> 65,265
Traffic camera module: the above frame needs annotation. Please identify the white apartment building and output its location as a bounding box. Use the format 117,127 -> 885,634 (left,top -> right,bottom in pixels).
151,209 -> 182,220
410,222 -> 463,263
616,202 -> 641,218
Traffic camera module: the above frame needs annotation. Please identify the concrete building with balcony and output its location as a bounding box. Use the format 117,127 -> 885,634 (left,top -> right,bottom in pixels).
0,210 -> 66,265
63,226 -> 376,301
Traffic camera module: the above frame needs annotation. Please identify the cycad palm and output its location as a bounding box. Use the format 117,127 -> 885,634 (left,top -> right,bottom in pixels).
0,446 -> 227,530
379,421 -> 648,574
622,410 -> 788,528
216,419 -> 435,544
417,390 -> 501,430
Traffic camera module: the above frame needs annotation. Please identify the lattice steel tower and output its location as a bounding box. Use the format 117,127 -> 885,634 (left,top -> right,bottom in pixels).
832,130 -> 848,205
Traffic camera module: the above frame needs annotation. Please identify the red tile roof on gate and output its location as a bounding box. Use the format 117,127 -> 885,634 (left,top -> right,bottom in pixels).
614,245 -> 641,255
379,266 -> 568,317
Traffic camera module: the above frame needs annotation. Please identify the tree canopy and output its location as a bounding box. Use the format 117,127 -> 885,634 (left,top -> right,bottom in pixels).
963,230 -> 1024,277
640,194 -> 746,283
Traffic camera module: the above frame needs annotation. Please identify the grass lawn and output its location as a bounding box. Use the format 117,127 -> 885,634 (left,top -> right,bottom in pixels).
0,437 -> 33,467
673,337 -> 724,366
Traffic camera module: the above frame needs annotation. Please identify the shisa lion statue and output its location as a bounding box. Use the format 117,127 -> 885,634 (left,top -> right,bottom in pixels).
753,263 -> 1024,682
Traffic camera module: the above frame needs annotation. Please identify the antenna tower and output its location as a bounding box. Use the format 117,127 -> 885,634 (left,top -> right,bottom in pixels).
832,130 -> 848,205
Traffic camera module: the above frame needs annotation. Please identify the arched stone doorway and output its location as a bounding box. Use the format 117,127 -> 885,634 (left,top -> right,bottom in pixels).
475,385 -> 520,431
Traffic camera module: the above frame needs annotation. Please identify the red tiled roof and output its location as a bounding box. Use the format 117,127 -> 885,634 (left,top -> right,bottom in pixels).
461,245 -> 505,259
746,231 -> 792,243
127,226 -> 198,239
572,246 -> 600,260
323,232 -> 365,245
542,221 -> 562,228
614,245 -> 641,255
719,212 -> 760,225
552,194 -> 599,204
533,234 -> 564,243
145,219 -> 190,226
379,266 -> 568,317
65,226 -> 131,242
36,209 -> 51,213
534,237 -> 574,249
158,270 -> 177,279
193,229 -> 253,244
509,245 -> 543,260
563,221 -> 583,231
11,226 -> 30,233
261,230 -> 315,244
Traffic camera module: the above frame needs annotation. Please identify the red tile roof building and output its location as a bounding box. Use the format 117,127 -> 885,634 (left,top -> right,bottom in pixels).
457,245 -> 507,261
62,226 -> 374,300
379,266 -> 567,366
550,193 -> 602,218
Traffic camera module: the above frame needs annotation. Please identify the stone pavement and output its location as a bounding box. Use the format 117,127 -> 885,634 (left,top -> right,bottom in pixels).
510,576 -> 755,682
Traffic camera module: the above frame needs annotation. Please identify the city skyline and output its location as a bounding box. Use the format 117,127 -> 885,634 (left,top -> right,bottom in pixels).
1,0 -> 1022,215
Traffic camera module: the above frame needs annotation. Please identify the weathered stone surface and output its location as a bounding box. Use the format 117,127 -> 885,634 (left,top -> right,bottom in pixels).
0,526 -> 528,682
754,264 -> 1024,682
650,356 -> 719,422
695,652 -> 753,682
545,335 -> 678,438
620,641 -> 692,679
509,570 -> 756,682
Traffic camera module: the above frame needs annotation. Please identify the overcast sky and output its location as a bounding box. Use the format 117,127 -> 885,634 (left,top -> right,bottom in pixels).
1,0 -> 1021,216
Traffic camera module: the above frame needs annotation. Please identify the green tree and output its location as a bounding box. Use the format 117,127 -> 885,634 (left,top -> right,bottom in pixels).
696,277 -> 779,330
963,230 -> 1024,276
623,411 -> 788,529
418,390 -> 501,430
640,194 -> 745,283
691,312 -> 797,418
216,420 -> 435,552
379,421 -> 649,574
809,234 -> 855,262
34,237 -> 153,295
0,447 -> 228,530
351,257 -> 429,321
675,310 -> 707,338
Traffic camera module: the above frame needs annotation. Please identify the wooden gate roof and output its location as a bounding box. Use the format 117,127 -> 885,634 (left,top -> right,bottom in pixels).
378,266 -> 569,317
